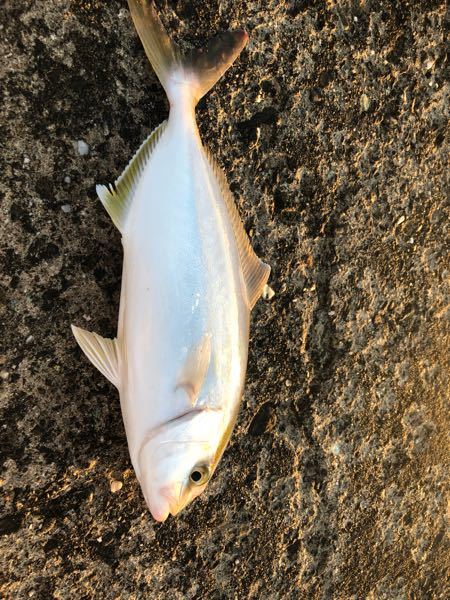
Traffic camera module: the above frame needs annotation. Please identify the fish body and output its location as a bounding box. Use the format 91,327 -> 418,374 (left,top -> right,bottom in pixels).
72,0 -> 269,521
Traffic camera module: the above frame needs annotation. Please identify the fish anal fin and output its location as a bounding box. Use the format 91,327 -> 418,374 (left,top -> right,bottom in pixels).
204,148 -> 271,310
71,325 -> 120,388
176,333 -> 212,405
96,120 -> 167,233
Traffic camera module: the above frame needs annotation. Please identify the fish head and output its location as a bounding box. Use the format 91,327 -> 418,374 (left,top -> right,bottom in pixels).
137,408 -> 223,522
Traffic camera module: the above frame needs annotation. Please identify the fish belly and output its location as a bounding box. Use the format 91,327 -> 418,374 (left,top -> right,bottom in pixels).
117,126 -> 247,463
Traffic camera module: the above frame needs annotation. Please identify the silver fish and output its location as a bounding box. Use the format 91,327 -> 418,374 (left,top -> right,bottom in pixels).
72,0 -> 270,521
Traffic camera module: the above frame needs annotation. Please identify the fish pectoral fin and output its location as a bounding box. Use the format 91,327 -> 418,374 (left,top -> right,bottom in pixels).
96,120 -> 167,233
71,325 -> 120,388
204,148 -> 271,310
176,333 -> 212,405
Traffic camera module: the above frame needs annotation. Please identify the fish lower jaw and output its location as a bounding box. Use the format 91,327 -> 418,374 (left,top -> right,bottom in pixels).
170,498 -> 190,517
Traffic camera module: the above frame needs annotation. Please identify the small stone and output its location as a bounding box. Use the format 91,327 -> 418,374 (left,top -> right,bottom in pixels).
64,175 -> 71,184
110,480 -> 123,493
330,442 -> 341,456
0,371 -> 9,380
61,204 -> 73,213
263,285 -> 275,300
360,93 -> 370,112
77,140 -> 90,156
24,157 -> 30,164
396,215 -> 406,226
26,335 -> 34,344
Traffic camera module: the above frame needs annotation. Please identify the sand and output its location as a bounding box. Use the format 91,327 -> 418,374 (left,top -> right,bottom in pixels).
1,1 -> 448,598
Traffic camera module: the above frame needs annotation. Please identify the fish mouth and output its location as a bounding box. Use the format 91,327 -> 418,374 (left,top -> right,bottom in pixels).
142,483 -> 181,522
160,482 -> 186,518
146,477 -> 206,520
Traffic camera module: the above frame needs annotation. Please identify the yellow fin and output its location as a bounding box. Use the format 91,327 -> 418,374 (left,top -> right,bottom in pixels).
128,1 -> 181,97
204,148 -> 271,310
128,0 -> 248,106
71,325 -> 120,388
96,120 -> 167,233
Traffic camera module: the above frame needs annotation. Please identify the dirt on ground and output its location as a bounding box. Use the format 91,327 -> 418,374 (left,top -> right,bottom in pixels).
1,1 -> 449,598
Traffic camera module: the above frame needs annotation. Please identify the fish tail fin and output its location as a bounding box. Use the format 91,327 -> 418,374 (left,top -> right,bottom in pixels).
128,0 -> 248,107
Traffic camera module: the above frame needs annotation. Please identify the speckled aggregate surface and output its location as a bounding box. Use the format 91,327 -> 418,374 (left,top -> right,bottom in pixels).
1,1 -> 449,598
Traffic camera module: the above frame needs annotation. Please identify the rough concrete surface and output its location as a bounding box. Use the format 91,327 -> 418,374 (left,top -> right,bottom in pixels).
1,0 -> 449,598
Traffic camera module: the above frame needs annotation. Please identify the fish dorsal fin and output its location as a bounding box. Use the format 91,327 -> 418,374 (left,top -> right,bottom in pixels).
71,325 -> 120,388
96,120 -> 167,233
204,148 -> 271,309
176,333 -> 212,406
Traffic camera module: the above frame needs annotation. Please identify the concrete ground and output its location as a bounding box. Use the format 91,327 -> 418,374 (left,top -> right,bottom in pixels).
1,1 -> 448,598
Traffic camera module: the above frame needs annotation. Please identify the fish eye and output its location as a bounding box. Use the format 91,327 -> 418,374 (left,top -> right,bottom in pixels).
189,465 -> 210,486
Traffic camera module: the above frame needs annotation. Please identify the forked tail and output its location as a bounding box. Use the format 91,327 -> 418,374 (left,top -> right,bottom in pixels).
128,0 -> 248,107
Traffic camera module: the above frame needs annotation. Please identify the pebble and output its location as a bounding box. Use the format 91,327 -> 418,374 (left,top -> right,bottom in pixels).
110,480 -> 123,493
330,442 -> 342,456
26,335 -> 34,344
263,285 -> 275,300
64,175 -> 71,184
77,140 -> 90,156
61,204 -> 73,213
360,93 -> 370,112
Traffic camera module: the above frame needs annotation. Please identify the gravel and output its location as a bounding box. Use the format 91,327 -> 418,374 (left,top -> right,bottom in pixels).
1,1 -> 448,598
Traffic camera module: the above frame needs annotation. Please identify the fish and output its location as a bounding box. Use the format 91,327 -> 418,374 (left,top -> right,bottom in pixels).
71,0 -> 270,522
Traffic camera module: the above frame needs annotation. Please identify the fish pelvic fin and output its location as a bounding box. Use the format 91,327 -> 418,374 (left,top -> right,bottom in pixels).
71,325 -> 120,388
96,120 -> 167,233
128,1 -> 248,107
205,148 -> 271,310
